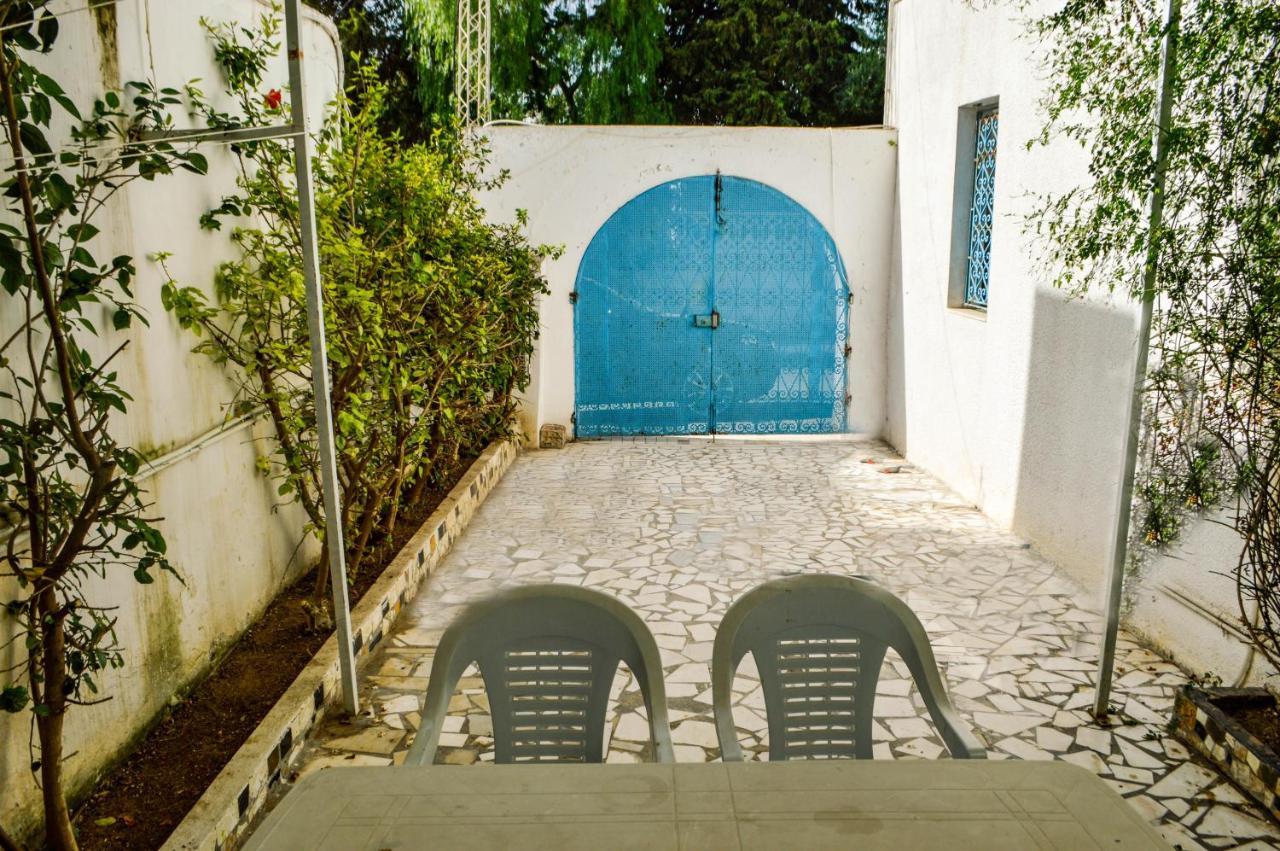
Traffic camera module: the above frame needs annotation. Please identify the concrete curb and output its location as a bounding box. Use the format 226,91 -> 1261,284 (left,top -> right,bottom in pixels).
162,440 -> 520,851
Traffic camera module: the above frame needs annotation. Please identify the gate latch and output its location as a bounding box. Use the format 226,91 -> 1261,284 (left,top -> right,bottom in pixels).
693,311 -> 720,329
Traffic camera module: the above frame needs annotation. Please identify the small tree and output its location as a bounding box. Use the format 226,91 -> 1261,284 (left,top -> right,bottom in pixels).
0,3 -> 207,848
1025,1 -> 1280,669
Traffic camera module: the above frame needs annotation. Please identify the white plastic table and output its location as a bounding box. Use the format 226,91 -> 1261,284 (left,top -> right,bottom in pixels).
244,760 -> 1170,850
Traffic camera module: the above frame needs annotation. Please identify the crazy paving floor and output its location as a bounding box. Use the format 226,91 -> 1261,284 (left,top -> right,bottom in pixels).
293,439 -> 1280,849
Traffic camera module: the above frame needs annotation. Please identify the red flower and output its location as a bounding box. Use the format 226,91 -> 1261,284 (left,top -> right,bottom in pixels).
264,89 -> 283,111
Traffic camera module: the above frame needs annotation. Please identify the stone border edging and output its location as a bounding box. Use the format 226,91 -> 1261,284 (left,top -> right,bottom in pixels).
162,440 -> 520,851
1174,685 -> 1280,824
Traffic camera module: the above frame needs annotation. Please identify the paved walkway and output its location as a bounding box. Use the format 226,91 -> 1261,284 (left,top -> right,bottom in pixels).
295,439 -> 1280,849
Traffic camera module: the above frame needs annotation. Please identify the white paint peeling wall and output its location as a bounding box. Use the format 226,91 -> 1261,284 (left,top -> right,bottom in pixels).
0,1 -> 339,839
884,0 -> 1266,685
479,124 -> 899,442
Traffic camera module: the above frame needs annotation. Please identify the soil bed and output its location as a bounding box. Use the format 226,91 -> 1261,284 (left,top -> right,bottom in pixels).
1213,693 -> 1280,756
71,456 -> 476,851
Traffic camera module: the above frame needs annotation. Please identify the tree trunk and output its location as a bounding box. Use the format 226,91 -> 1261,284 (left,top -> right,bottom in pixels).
37,713 -> 76,851
347,491 -> 383,579
312,550 -> 331,601
405,466 -> 432,508
36,588 -> 76,851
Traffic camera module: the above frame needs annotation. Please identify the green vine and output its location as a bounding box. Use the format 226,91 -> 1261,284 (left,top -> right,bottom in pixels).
1025,0 -> 1280,663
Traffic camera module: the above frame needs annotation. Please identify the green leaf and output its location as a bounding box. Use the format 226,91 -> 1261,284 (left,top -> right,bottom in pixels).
0,685 -> 29,713
182,152 -> 210,175
45,173 -> 74,209
19,122 -> 51,156
0,235 -> 23,275
112,308 -> 131,331
67,223 -> 100,243
37,12 -> 59,52
41,240 -> 64,270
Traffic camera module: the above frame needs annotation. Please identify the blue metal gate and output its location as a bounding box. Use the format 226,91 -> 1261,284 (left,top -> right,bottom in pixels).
574,175 -> 848,436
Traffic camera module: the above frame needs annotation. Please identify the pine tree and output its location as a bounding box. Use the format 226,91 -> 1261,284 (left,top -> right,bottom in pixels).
660,0 -> 888,126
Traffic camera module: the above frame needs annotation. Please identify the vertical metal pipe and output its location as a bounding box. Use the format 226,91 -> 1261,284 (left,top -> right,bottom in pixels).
285,0 -> 360,714
1093,0 -> 1182,719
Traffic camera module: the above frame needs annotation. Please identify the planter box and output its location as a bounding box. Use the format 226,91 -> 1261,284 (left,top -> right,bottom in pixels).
1173,685 -> 1280,821
162,440 -> 519,851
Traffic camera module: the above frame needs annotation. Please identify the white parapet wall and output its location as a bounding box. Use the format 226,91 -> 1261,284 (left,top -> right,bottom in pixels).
479,124 -> 899,441
884,0 -> 1265,684
0,1 -> 340,840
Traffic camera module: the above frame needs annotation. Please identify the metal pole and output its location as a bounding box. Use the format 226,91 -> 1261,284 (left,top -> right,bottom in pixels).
1094,0 -> 1181,719
285,0 -> 359,714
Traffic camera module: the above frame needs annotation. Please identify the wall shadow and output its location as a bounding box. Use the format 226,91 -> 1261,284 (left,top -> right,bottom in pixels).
1011,288 -> 1135,595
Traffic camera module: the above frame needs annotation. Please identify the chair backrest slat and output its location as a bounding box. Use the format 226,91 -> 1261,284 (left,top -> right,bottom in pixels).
712,575 -> 986,761
406,584 -> 674,765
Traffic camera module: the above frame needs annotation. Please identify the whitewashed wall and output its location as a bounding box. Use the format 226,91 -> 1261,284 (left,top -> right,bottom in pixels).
0,1 -> 339,839
884,0 -> 1263,683
479,124 -> 899,441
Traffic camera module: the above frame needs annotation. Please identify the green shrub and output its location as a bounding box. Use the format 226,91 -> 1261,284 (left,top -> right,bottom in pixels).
163,11 -> 553,600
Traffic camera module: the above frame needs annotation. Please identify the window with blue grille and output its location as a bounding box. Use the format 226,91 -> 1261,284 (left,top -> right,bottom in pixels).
963,107 -> 999,309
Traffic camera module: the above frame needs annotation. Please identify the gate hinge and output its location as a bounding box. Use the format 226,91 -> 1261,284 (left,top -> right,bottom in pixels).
846,292 -> 854,305
845,394 -> 853,406
569,290 -> 579,305
570,412 -> 576,424
844,344 -> 852,358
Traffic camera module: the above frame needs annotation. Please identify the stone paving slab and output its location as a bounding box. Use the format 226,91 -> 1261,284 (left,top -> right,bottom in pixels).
293,439 -> 1280,850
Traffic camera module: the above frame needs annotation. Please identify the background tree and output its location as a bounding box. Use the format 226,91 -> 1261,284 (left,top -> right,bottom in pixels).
316,0 -> 889,128
306,0 -> 434,140
660,0 -> 888,126
406,0 -> 667,124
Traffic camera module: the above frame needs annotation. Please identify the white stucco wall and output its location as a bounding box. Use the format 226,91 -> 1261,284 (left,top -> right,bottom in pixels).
479,124 -> 899,441
885,0 -> 1263,683
1128,511 -> 1261,684
0,1 -> 339,839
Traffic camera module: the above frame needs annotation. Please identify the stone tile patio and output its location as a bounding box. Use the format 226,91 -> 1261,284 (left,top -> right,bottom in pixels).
293,439 -> 1280,849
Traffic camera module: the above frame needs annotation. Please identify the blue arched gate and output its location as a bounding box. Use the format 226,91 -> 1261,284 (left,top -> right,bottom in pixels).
573,175 -> 849,436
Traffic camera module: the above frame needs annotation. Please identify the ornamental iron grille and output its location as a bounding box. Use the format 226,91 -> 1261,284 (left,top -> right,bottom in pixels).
573,175 -> 849,437
964,107 -> 999,309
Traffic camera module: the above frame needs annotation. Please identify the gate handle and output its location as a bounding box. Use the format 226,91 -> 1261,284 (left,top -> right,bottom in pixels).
693,311 -> 720,329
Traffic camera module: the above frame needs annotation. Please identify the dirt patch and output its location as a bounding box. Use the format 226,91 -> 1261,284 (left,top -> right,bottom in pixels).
1214,694 -> 1280,757
71,455 -> 477,850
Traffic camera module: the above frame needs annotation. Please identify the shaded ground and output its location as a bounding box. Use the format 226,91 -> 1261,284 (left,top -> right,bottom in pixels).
293,439 -> 1280,850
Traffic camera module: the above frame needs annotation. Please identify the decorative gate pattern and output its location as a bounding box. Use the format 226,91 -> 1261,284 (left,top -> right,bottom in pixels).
574,175 -> 848,437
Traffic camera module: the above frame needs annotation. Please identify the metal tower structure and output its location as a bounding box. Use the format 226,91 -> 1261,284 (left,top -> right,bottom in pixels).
455,0 -> 492,127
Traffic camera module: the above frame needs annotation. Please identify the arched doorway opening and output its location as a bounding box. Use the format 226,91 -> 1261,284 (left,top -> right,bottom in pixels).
574,174 -> 849,436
